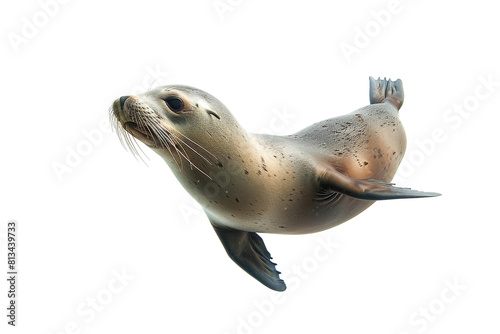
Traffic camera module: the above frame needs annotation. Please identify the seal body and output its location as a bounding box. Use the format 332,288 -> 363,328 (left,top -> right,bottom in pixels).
111,77 -> 439,291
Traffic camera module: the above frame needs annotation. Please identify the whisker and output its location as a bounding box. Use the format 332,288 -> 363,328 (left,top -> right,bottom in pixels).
174,129 -> 218,162
160,137 -> 212,179
148,121 -> 182,170
155,120 -> 217,170
169,133 -> 214,166
150,122 -> 213,180
150,121 -> 184,167
169,134 -> 193,170
110,109 -> 149,165
109,104 -> 214,180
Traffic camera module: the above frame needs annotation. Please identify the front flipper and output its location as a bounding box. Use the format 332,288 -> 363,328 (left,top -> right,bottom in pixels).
317,166 -> 441,200
211,222 -> 286,291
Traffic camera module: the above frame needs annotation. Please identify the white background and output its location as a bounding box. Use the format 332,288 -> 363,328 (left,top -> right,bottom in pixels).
1,0 -> 499,333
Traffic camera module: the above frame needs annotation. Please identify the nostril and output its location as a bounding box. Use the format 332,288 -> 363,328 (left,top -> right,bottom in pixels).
119,96 -> 130,110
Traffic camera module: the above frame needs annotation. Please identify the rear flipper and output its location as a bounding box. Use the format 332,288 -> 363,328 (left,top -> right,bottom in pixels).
316,165 -> 441,200
210,218 -> 286,291
369,76 -> 404,110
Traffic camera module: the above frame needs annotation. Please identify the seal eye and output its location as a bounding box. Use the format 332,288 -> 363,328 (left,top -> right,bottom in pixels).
165,97 -> 184,112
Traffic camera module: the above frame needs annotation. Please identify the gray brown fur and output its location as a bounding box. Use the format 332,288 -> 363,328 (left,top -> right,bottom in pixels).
111,77 -> 439,291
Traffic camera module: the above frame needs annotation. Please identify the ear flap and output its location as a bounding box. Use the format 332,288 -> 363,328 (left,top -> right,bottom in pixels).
206,109 -> 221,120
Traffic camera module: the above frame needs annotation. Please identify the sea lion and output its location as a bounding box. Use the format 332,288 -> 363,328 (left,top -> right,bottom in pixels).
110,77 -> 440,291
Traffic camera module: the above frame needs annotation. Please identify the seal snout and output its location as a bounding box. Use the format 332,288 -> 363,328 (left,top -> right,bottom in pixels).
119,96 -> 130,110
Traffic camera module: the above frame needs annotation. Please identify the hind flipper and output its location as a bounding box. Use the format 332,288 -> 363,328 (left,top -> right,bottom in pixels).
316,165 -> 440,200
210,218 -> 286,291
369,76 -> 404,110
